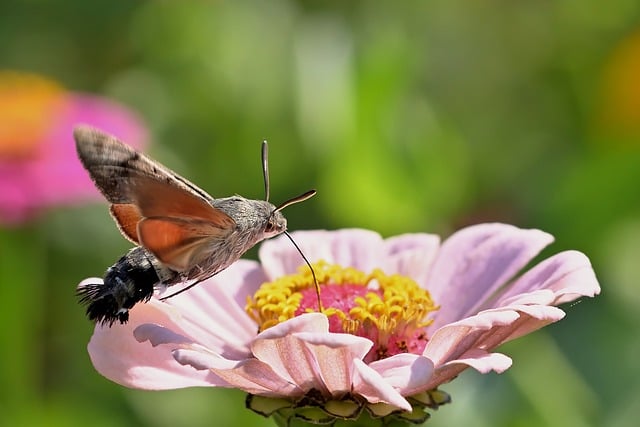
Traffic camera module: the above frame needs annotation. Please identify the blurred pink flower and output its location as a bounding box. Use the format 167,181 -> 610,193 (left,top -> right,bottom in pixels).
85,224 -> 600,424
0,70 -> 147,225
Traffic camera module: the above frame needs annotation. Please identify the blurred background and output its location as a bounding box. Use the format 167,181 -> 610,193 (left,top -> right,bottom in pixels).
1,1 -> 639,426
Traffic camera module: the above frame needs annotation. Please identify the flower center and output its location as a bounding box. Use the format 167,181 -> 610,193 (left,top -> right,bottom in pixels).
246,261 -> 439,362
0,71 -> 66,159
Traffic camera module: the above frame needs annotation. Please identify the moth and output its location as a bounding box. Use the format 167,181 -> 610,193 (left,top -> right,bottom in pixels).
74,125 -> 316,326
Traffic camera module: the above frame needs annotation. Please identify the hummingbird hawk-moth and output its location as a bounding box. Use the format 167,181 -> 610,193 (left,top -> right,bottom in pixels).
74,125 -> 315,326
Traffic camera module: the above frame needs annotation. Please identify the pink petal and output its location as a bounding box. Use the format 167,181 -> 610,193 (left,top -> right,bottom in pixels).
0,163 -> 40,224
428,223 -> 554,329
499,289 -> 556,306
154,260 -> 262,358
256,312 -> 329,339
259,229 -> 385,278
88,302 -> 216,390
296,332 -> 373,395
249,314 -> 335,392
424,302 -> 567,380
172,347 -> 238,371
251,334 -> 322,392
423,310 -> 520,366
498,250 -> 601,305
489,305 -> 566,345
213,358 -> 303,396
445,348 -> 513,374
382,233 -> 441,286
383,234 -> 440,255
295,331 -> 373,359
502,304 -> 565,322
134,323 -> 192,347
369,353 -> 435,396
423,350 -> 513,390
251,316 -> 372,396
173,348 -> 302,397
87,261 -> 265,389
352,359 -> 412,411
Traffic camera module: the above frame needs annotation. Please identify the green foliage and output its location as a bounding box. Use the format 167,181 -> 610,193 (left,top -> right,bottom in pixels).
2,0 -> 639,426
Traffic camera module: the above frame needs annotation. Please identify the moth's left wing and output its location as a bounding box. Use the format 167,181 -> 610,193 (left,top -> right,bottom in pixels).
74,125 -> 236,269
137,217 -> 224,271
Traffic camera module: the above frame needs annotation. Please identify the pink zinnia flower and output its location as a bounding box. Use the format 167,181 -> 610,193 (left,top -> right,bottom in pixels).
0,70 -> 147,225
85,224 -> 600,425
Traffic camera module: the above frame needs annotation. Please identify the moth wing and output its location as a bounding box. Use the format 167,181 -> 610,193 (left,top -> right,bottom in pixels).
110,204 -> 142,243
74,125 -> 214,208
137,217 -> 226,271
130,175 -> 237,224
74,125 -> 236,243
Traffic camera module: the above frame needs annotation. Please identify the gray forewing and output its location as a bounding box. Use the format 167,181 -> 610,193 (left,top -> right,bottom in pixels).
73,126 -> 214,204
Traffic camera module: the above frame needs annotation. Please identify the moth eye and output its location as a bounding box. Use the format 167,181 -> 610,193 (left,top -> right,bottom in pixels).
265,218 -> 277,233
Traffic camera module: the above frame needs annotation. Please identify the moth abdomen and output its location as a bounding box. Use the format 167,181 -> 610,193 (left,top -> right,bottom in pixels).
77,247 -> 160,326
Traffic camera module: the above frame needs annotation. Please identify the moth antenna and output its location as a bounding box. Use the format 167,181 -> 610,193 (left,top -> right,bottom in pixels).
275,189 -> 317,212
284,231 -> 323,312
262,140 -> 270,202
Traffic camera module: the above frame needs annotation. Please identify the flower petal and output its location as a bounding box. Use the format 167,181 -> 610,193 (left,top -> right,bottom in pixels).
499,289 -> 556,306
369,353 -> 435,396
296,332 -> 373,395
352,359 -> 412,411
452,348 -> 513,373
250,315 -> 372,397
251,334 -> 322,392
423,349 -> 513,390
88,302 -> 217,390
382,233 -> 441,286
423,310 -> 520,366
171,347 -> 230,370
249,314 -> 336,393
423,302 -> 567,387
134,323 -> 192,347
428,223 -> 554,329
487,305 -> 566,345
259,229 -> 385,278
498,250 -> 601,305
83,225 -> 600,406
256,312 -> 329,339
173,348 -> 302,397
154,260 -> 263,358
87,261 -> 266,389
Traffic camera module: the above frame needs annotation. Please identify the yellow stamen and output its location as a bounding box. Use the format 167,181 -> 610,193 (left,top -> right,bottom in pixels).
246,261 -> 439,342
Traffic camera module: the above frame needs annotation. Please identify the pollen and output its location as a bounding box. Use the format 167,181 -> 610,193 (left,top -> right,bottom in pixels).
246,261 -> 439,362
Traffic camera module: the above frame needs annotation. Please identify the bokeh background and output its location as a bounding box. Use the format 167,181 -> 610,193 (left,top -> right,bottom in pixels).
1,1 -> 639,426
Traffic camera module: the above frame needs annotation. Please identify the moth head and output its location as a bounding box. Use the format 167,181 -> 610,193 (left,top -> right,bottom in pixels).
264,210 -> 287,238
